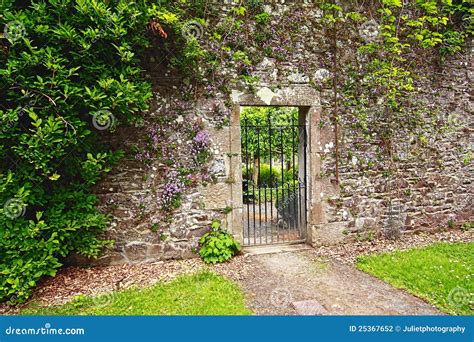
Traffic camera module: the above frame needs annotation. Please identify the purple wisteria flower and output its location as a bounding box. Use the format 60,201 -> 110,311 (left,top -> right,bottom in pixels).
147,127 -> 160,146
192,130 -> 212,164
160,170 -> 185,209
194,130 -> 210,144
192,130 -> 211,153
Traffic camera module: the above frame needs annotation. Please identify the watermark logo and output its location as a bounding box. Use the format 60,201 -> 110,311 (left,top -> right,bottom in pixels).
270,287 -> 292,308
3,198 -> 26,219
314,68 -> 332,83
92,110 -> 115,131
359,19 -> 379,41
447,113 -> 464,126
5,322 -> 85,336
181,20 -> 204,41
91,291 -> 115,307
448,286 -> 471,307
4,21 -> 26,44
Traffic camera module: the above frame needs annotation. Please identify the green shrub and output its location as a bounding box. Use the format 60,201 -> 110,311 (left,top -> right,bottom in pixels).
258,163 -> 280,186
283,167 -> 298,183
199,220 -> 241,264
242,163 -> 281,187
0,0 -> 193,303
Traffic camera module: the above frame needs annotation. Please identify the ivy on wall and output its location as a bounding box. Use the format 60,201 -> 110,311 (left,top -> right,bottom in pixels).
323,0 -> 471,194
155,0 -> 472,239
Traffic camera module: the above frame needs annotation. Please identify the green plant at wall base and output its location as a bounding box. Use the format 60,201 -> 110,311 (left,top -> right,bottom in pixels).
199,220 -> 241,264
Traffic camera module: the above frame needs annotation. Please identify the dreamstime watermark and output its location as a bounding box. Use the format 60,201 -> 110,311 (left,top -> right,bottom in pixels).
3,198 -> 26,219
356,198 -> 381,217
92,110 -> 115,131
313,68 -> 332,83
270,287 -> 293,308
359,19 -> 379,42
448,287 -> 472,307
91,291 -> 116,307
3,20 -> 26,44
181,20 -> 204,41
5,322 -> 85,336
276,181 -> 305,210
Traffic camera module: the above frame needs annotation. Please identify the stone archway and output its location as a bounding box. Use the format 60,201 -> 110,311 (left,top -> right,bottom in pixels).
225,85 -> 334,246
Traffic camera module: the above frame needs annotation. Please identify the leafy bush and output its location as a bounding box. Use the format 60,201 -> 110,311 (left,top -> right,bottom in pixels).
199,220 -> 241,264
0,0 -> 209,303
283,167 -> 298,183
0,0 -> 192,303
258,163 -> 281,186
242,163 -> 281,187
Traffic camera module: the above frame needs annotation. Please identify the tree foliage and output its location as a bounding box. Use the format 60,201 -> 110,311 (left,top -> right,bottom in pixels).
241,107 -> 299,163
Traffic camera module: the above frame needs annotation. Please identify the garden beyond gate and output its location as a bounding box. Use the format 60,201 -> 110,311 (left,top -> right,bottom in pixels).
241,107 -> 308,246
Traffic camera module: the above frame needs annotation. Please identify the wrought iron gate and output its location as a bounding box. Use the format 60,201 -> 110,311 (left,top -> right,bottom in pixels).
241,110 -> 307,246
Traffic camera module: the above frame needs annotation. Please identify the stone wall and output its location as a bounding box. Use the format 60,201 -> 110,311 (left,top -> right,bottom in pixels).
80,1 -> 473,265
315,43 -> 474,245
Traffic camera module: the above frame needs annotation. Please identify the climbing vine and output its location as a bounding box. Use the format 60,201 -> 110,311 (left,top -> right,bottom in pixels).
131,0 -> 472,236
318,0 -> 472,235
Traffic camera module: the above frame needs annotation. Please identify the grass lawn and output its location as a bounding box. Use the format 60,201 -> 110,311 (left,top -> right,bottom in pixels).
23,271 -> 252,315
357,242 -> 473,315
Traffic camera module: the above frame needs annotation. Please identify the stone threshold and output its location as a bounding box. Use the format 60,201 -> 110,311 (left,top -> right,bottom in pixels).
243,242 -> 311,256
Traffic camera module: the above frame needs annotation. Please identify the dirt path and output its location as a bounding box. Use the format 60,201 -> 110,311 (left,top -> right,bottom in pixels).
238,250 -> 441,315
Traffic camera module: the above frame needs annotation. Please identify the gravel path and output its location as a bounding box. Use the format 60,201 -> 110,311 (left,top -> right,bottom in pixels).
238,229 -> 472,315
239,251 -> 441,315
1,229 -> 471,315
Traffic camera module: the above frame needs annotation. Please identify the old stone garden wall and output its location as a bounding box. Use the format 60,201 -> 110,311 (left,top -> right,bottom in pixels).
82,1 -> 472,265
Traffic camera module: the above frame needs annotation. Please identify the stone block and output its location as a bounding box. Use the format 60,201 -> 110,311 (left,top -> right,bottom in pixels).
200,183 -> 232,209
311,222 -> 348,246
123,242 -> 149,262
292,300 -> 328,315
